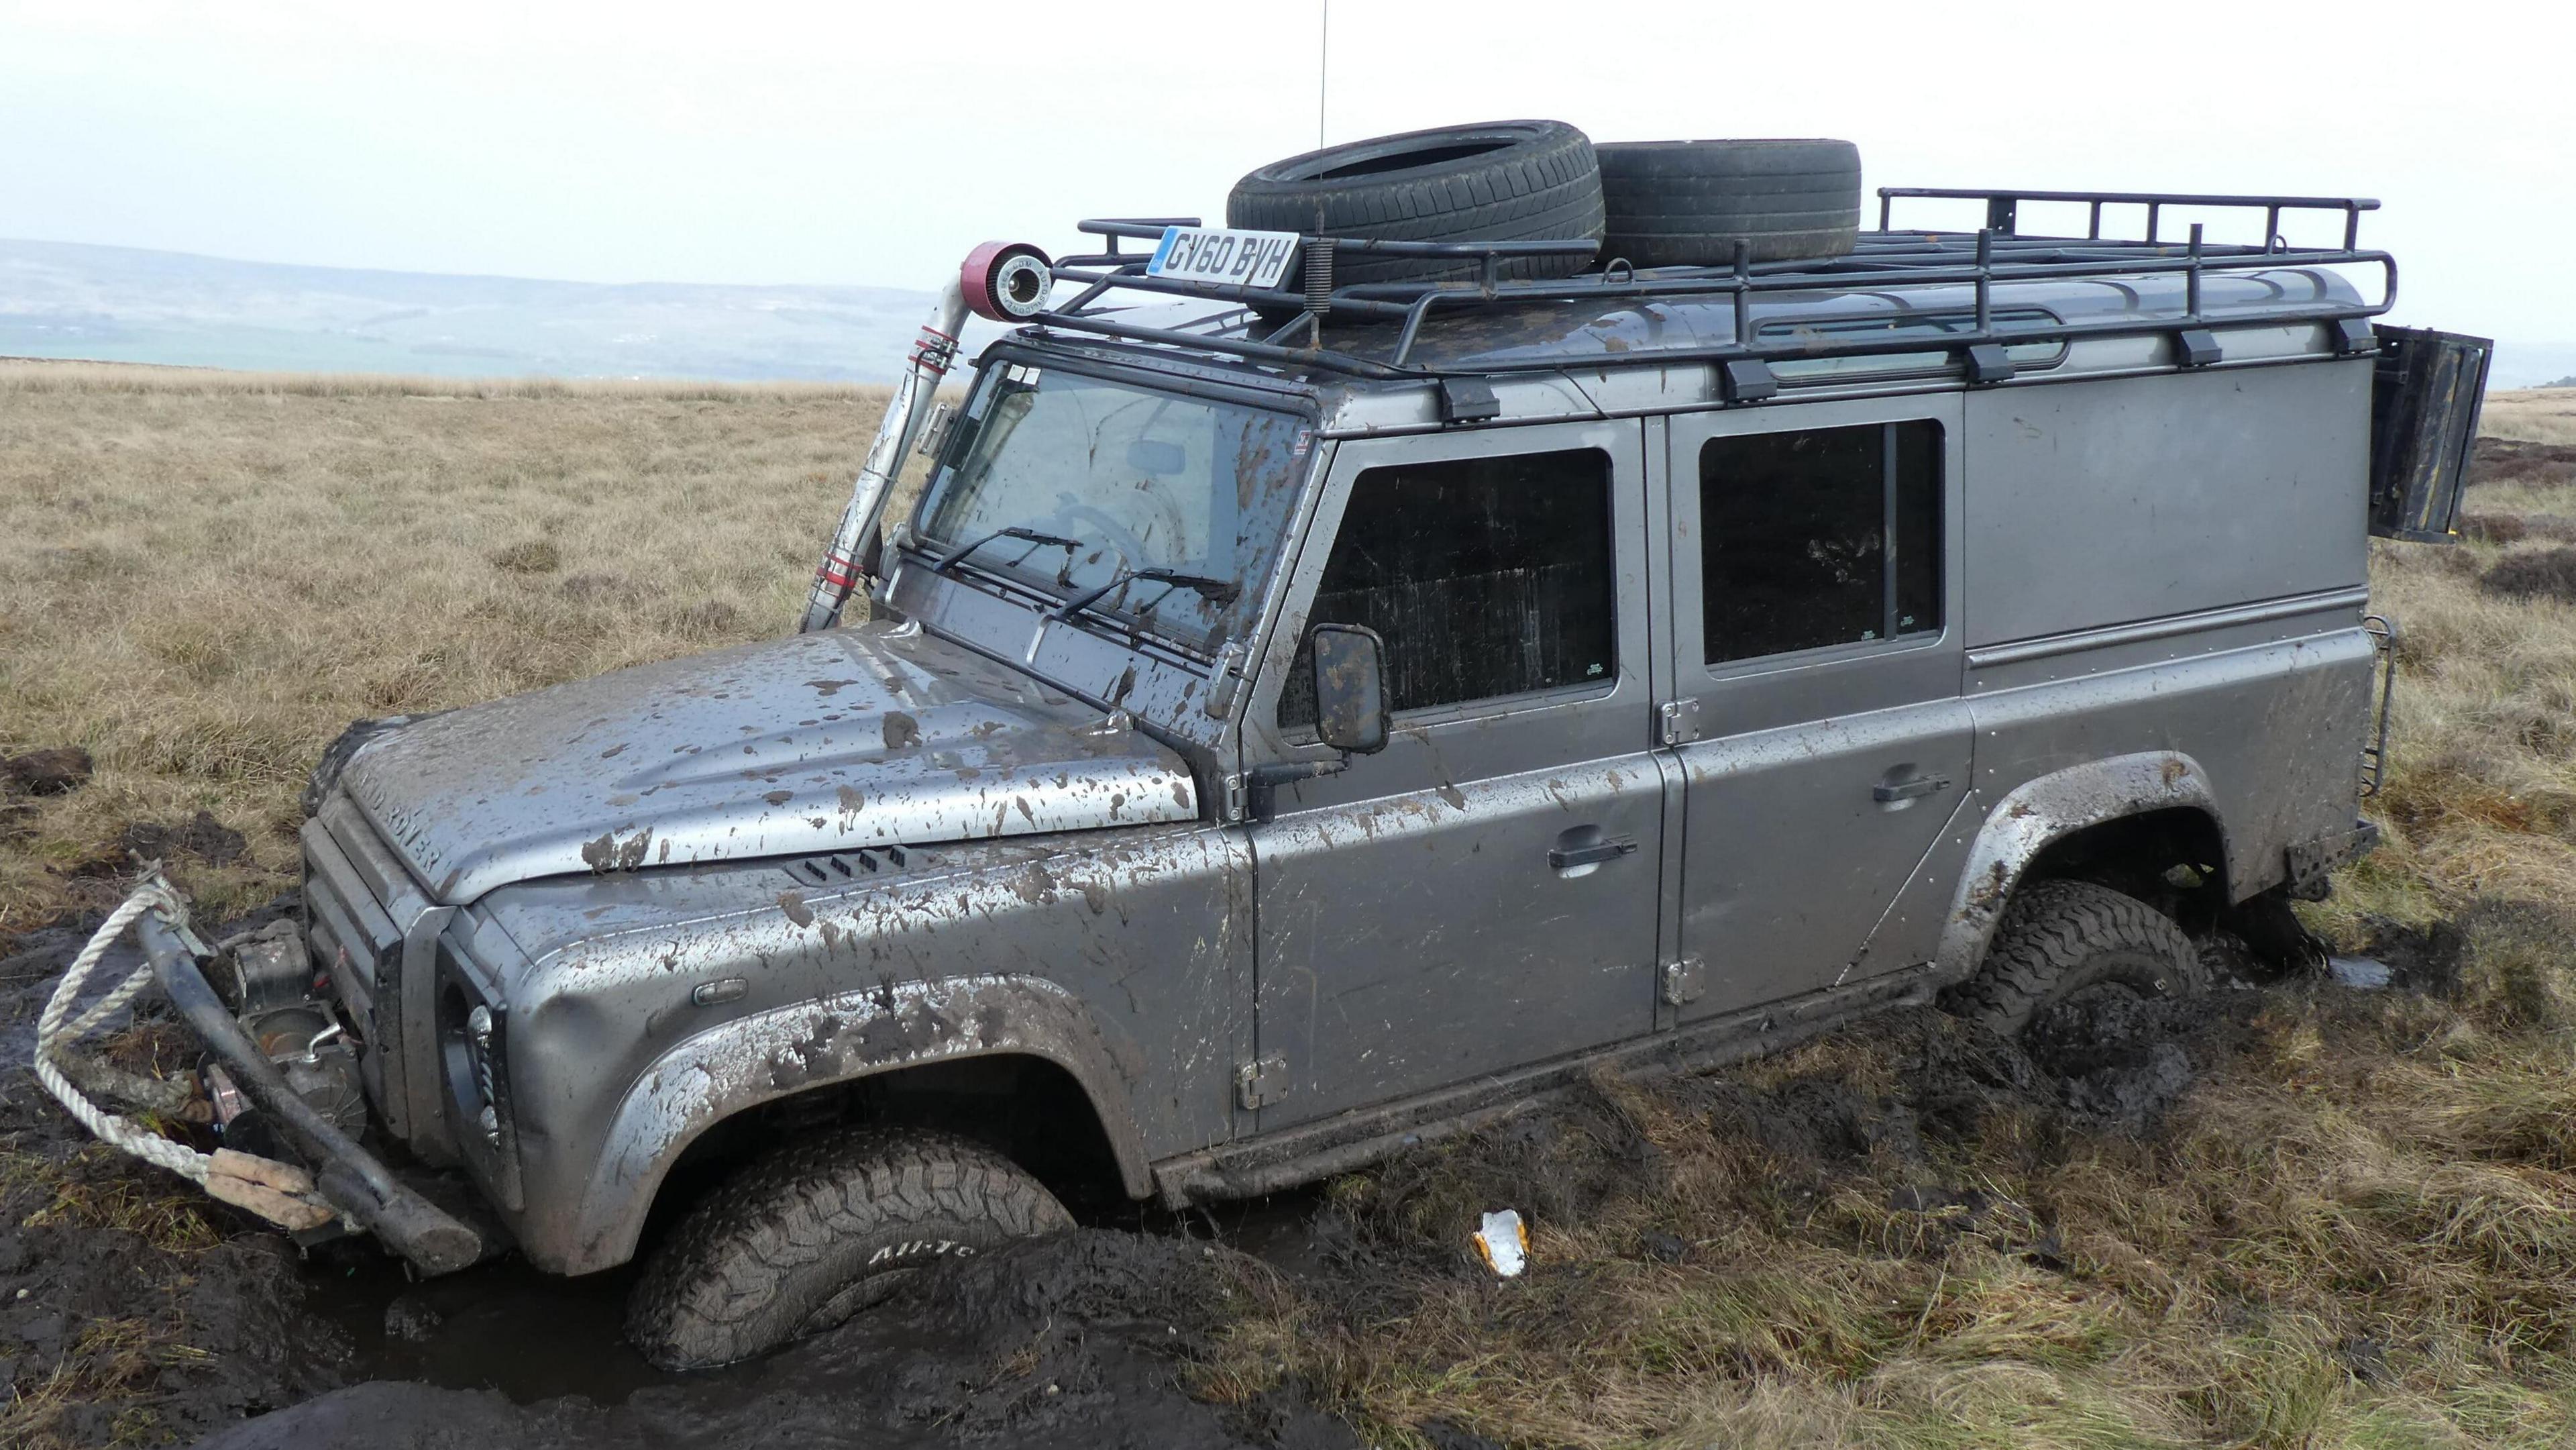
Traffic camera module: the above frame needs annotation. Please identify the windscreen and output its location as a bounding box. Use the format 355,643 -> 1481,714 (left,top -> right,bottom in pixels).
914,362 -> 1309,652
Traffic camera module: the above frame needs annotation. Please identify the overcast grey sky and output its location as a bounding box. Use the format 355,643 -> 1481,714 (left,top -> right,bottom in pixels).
3,1 -> 2568,351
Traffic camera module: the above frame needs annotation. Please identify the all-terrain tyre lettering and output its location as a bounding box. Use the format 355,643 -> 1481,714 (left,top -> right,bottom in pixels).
625,1127 -> 1071,1371
1595,138 -> 1862,268
1951,879 -> 2208,1038
1226,120 -> 1604,286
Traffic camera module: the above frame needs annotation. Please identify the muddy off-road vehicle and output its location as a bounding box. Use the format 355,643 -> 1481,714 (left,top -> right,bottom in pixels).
87,123 -> 2490,1368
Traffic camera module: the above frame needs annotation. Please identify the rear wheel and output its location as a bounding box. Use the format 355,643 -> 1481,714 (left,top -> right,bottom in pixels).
626,1127 -> 1071,1371
1950,879 -> 2208,1039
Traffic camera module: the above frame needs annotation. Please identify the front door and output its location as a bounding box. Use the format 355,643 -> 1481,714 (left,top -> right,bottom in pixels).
1244,420 -> 1663,1129
1665,395 -> 1977,1020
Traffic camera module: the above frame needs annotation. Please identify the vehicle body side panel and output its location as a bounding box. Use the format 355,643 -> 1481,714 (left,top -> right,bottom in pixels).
1961,361 -> 2371,647
1956,623 -> 2375,943
462,821 -> 1249,1274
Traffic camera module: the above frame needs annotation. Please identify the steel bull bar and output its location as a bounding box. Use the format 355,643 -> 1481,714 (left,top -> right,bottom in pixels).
135,913 -> 486,1275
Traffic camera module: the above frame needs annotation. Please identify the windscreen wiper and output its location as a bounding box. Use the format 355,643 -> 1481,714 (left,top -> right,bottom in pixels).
932,525 -> 1083,582
1050,567 -> 1240,623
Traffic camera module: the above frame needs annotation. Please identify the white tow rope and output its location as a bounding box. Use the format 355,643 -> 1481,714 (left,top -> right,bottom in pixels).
34,875 -> 337,1231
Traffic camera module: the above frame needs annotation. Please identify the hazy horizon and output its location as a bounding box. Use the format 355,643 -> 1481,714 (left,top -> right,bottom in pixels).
4,3 -> 2569,344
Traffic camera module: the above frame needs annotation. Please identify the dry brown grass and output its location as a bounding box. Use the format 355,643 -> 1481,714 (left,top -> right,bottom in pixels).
10,362 -> 2576,1446
2482,389 -> 2576,448
0,361 -> 894,934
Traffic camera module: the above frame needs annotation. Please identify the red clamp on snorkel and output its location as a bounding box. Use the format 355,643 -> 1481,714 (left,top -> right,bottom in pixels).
961,242 -> 1054,321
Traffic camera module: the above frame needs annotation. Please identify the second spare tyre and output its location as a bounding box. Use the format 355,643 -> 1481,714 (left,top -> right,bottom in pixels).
1226,120 -> 1603,287
1597,138 -> 1862,268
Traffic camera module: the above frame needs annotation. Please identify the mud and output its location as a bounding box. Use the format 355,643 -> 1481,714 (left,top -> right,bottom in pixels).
1,746 -> 93,796
0,900 -> 2357,1448
117,811 -> 251,868
203,1231 -> 1353,1450
1309,999 -> 2256,1294
1,915 -> 359,1449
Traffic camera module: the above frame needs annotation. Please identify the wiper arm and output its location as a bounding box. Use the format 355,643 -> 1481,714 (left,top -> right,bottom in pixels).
932,525 -> 1083,580
1051,567 -> 1240,623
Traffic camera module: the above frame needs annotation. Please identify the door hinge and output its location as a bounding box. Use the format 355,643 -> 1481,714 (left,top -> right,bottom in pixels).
1658,698 -> 1702,747
1236,1055 -> 1288,1110
1662,955 -> 1707,1007
1222,773 -> 1246,822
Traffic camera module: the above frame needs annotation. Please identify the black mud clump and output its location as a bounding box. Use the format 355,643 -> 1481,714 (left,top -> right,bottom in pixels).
199,1231 -> 1354,1450
2480,546 -> 2576,605
117,809 -> 249,868
2353,914 -> 2470,998
2469,437 -> 2576,487
1,745 -> 93,796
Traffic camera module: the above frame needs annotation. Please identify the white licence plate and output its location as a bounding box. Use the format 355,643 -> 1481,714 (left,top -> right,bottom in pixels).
1146,225 -> 1301,291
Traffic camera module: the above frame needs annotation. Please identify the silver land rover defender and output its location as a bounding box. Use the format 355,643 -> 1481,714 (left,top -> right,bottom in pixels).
131,124 -> 2488,1368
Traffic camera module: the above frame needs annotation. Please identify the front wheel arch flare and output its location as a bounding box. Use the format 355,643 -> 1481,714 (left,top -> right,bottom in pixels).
559,974 -> 1149,1276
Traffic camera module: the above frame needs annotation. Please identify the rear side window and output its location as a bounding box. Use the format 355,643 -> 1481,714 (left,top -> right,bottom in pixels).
1281,448 -> 1616,727
1700,421 -> 1941,664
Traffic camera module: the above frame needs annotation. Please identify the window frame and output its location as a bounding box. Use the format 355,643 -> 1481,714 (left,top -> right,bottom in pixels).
1242,417 -> 1650,768
1667,394 -> 1965,729
1696,417 -> 1945,668
1277,444 -> 1622,733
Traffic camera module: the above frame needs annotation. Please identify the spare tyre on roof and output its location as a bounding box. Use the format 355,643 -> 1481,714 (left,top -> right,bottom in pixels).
1596,138 -> 1862,267
1226,120 -> 1604,287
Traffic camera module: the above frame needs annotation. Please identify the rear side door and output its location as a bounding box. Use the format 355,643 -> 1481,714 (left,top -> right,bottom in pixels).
1243,419 -> 1663,1129
1664,395 -> 1975,1020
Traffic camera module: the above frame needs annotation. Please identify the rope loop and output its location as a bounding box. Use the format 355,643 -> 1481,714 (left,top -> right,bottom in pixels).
33,875 -> 338,1231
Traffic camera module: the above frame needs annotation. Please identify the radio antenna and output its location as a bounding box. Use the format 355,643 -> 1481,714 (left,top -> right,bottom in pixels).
1318,1 -> 1328,147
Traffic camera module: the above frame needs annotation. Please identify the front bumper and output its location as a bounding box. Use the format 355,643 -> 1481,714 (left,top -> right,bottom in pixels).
137,911 -> 490,1274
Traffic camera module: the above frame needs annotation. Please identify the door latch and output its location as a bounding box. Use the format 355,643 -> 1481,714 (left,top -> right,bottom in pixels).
1658,698 -> 1702,747
1548,833 -> 1640,870
1872,774 -> 1952,804
1236,1055 -> 1289,1110
1662,955 -> 1707,1007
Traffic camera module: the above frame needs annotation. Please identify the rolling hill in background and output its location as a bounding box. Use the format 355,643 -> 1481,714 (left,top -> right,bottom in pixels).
0,238 -> 956,382
4,236 -> 2573,387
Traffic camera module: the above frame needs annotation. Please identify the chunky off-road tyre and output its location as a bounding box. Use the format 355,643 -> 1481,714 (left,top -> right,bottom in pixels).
1226,119 -> 1604,286
626,1127 -> 1071,1371
1595,138 -> 1861,268
1951,880 -> 2208,1039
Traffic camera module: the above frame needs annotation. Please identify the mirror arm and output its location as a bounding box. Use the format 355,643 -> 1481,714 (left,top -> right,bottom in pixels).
1243,757 -> 1350,823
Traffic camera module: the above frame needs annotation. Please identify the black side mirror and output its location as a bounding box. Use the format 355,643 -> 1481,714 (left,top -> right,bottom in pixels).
1309,623 -> 1389,756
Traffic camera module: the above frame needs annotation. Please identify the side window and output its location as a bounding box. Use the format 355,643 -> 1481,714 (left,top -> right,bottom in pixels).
1700,420 -> 1941,664
1281,448 -> 1616,728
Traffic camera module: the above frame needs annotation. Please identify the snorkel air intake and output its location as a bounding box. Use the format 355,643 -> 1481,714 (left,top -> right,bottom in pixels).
796,242 -> 1053,633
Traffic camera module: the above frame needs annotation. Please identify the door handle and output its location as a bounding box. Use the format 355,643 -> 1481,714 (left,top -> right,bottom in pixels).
1548,834 -> 1640,870
1872,774 -> 1951,804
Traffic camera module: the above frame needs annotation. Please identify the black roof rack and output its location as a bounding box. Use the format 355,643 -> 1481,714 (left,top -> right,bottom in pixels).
1027,187 -> 2396,384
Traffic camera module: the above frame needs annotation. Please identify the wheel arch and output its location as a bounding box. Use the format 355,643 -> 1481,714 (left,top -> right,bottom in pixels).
1934,751 -> 2233,984
551,973 -> 1152,1275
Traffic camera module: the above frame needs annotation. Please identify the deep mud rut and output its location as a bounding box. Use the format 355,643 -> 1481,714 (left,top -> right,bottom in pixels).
1,898 -> 2369,1449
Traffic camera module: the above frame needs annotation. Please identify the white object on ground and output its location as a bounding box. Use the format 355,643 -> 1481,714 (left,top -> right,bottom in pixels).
34,874 -> 337,1232
2330,956 -> 2393,989
1472,1208 -> 1530,1278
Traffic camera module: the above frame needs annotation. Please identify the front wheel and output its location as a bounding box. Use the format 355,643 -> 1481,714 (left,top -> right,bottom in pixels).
1949,879 -> 2208,1039
626,1127 -> 1071,1371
